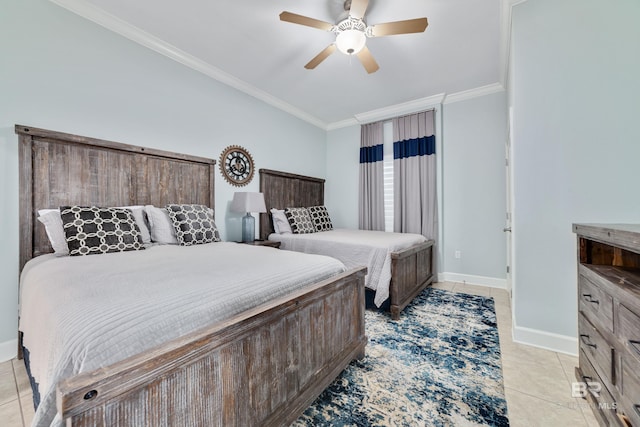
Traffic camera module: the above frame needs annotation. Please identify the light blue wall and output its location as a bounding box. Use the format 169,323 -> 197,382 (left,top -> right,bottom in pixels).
511,0 -> 640,341
325,125 -> 360,229
442,92 -> 507,280
326,94 -> 508,281
0,0 -> 326,357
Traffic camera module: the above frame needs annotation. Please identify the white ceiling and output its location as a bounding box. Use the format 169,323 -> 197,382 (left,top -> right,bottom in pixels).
52,0 -> 504,129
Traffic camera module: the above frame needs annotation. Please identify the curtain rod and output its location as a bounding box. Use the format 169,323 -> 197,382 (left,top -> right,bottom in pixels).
376,108 -> 436,125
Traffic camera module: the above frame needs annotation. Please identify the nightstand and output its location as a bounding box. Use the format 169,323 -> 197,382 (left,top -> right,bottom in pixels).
240,240 -> 281,249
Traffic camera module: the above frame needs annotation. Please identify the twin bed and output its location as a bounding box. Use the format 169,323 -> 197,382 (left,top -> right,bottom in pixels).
259,169 -> 435,320
17,125 -> 366,426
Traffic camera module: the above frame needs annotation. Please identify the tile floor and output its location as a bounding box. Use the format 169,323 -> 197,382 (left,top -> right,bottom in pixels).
0,282 -> 598,426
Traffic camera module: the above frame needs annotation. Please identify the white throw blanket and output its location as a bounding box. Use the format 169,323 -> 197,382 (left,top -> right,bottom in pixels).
269,229 -> 427,306
19,243 -> 346,427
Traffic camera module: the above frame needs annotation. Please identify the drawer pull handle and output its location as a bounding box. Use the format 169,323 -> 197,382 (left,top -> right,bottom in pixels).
630,340 -> 640,357
635,405 -> 640,417
582,293 -> 599,305
580,334 -> 597,349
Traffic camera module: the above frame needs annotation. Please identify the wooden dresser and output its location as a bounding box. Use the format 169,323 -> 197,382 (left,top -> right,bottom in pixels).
574,224 -> 640,426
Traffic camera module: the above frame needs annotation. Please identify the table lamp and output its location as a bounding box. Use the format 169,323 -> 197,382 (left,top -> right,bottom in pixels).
231,192 -> 267,242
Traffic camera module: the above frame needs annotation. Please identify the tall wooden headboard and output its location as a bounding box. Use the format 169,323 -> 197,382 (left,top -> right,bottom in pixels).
258,169 -> 325,240
16,125 -> 216,271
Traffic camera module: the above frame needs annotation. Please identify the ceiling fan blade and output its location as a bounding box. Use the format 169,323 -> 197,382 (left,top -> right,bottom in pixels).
279,11 -> 334,32
356,46 -> 379,74
370,17 -> 428,37
305,44 -> 337,70
348,0 -> 370,20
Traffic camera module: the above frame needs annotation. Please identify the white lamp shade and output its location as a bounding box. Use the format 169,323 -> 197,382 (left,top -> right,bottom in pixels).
231,192 -> 266,213
336,29 -> 366,55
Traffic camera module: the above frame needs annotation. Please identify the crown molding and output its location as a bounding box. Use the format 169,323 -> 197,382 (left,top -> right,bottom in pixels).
326,118 -> 359,131
49,0 -> 328,130
352,93 -> 446,126
500,0 -> 529,87
326,82 -> 508,130
442,83 -> 505,105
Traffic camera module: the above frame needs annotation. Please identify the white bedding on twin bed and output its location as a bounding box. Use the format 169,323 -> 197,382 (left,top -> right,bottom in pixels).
268,228 -> 427,307
19,242 -> 346,427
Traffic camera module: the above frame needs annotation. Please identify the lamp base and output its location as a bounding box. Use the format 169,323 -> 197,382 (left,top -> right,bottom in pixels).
241,213 -> 255,243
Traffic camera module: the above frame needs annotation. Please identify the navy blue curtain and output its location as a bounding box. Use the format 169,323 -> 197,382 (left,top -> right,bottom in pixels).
393,135 -> 436,160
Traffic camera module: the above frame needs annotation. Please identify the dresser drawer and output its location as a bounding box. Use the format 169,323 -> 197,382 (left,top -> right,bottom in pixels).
579,275 -> 614,333
579,313 -> 615,387
620,357 -> 640,426
579,349 -> 620,426
619,304 -> 640,364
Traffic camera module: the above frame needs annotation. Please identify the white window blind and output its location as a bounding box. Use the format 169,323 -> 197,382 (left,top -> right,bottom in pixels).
383,121 -> 394,232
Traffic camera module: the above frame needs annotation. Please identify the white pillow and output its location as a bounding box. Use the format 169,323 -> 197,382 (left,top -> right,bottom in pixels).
37,210 -> 69,255
272,210 -> 280,234
128,208 -> 152,244
37,206 -> 152,255
144,205 -> 178,244
271,208 -> 292,234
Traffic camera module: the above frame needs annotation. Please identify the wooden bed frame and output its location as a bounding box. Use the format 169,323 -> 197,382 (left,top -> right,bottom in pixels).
17,125 -> 367,426
259,168 -> 435,320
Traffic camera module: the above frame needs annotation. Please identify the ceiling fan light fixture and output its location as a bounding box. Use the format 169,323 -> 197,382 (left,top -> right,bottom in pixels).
336,29 -> 366,55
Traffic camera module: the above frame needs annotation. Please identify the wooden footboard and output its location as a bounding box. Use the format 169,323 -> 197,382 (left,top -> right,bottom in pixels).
389,240 -> 435,320
56,267 -> 367,427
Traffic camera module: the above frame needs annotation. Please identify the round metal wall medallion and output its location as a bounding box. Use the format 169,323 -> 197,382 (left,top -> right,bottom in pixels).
219,145 -> 255,187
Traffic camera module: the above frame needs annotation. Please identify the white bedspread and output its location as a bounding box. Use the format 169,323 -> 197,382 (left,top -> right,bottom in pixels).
268,229 -> 427,307
19,243 -> 346,427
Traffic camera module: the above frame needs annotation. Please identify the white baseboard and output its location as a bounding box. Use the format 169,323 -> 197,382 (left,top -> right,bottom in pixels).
0,339 -> 18,362
437,272 -> 507,289
513,324 -> 578,356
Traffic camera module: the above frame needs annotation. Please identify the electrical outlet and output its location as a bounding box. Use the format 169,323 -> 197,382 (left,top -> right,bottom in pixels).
454,250 -> 461,259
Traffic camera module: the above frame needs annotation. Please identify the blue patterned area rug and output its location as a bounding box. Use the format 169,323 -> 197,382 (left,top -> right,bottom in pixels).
294,288 -> 509,426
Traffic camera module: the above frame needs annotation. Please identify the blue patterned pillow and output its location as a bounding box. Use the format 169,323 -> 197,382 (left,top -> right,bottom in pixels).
166,204 -> 221,246
60,206 -> 144,256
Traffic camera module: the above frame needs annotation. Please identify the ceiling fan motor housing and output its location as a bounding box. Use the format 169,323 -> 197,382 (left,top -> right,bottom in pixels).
335,17 -> 367,55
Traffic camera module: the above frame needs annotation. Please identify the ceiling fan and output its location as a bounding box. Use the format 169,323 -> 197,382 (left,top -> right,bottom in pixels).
280,0 -> 428,74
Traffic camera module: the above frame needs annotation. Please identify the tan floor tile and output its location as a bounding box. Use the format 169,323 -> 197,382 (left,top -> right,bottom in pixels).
0,369 -> 18,406
502,350 -> 575,404
19,394 -> 34,426
491,287 -> 510,297
502,340 -> 563,365
505,387 -> 588,427
554,353 -> 601,426
498,324 -> 513,346
0,361 -> 13,376
578,402 -> 600,427
494,300 -> 512,319
556,352 -> 579,384
12,360 -> 31,398
452,283 -> 493,297
491,289 -> 512,306
496,309 -> 513,339
0,399 -> 23,427
431,281 -> 455,291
